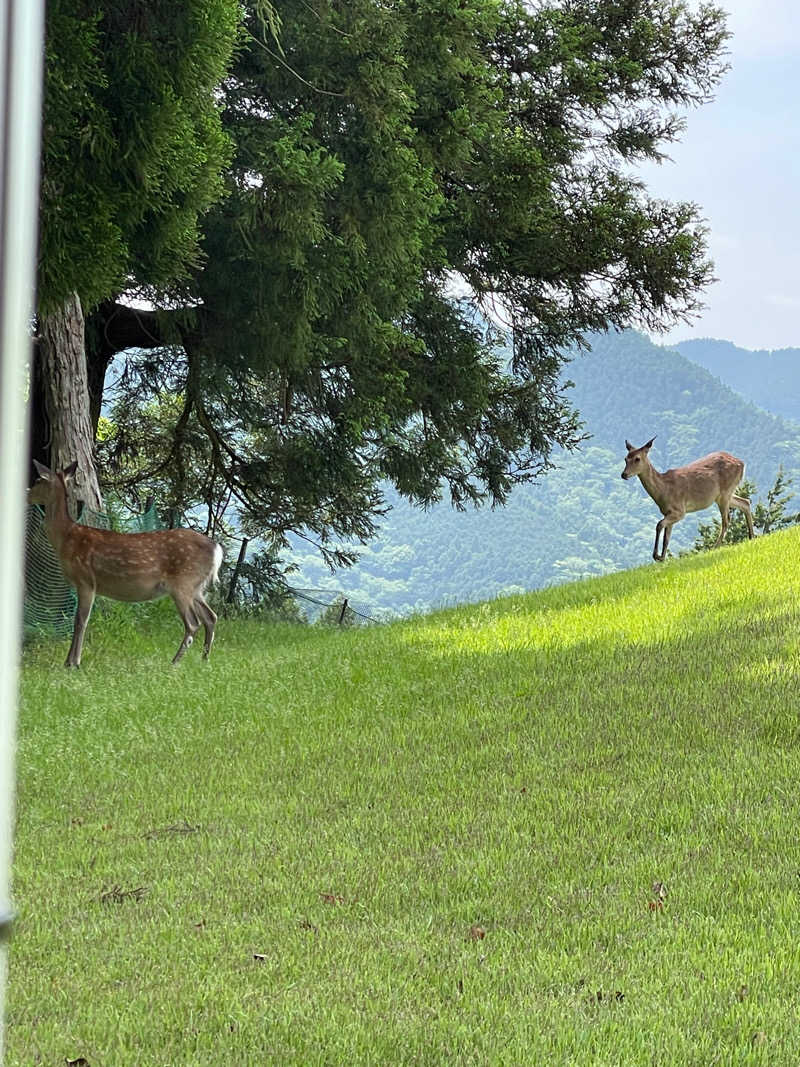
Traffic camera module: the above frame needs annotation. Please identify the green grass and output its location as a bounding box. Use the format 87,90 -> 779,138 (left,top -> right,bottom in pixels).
9,530 -> 800,1064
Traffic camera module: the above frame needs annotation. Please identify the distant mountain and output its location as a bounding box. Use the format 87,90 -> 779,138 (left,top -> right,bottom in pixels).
674,338 -> 800,424
291,330 -> 800,615
572,331 -> 800,485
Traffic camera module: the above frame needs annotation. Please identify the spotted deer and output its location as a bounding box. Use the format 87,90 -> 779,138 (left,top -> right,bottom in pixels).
29,460 -> 223,666
621,438 -> 754,562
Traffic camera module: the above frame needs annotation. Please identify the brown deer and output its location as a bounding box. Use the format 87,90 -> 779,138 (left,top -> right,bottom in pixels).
28,460 -> 223,666
621,438 -> 754,562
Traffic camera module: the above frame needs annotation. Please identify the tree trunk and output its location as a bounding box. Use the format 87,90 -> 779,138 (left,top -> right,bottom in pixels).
37,291 -> 103,512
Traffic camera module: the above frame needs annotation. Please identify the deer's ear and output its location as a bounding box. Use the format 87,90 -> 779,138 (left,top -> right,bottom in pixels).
61,461 -> 78,481
625,439 -> 634,452
643,436 -> 656,451
33,459 -> 53,481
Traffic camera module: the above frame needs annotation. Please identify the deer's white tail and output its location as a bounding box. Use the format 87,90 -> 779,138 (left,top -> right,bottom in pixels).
210,543 -> 223,586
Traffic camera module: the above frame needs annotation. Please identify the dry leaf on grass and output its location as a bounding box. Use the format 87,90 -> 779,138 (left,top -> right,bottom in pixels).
590,990 -> 625,1004
319,893 -> 345,905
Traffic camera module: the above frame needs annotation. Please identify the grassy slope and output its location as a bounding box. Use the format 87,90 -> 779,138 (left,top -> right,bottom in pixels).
9,530 -> 800,1065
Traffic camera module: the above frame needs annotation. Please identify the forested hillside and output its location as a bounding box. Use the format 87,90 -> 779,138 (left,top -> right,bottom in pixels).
675,338 -> 800,423
292,330 -> 800,615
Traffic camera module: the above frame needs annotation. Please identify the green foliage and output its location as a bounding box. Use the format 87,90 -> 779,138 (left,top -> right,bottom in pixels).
691,469 -> 800,552
39,0 -> 240,312
96,375 -> 221,525
219,546 -> 303,620
13,528 -> 800,1062
88,0 -> 730,563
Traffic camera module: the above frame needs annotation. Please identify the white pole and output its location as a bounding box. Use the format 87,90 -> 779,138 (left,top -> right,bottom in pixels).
0,0 -> 44,1057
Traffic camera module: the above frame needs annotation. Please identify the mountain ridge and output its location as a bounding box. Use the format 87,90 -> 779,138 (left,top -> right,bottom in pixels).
673,337 -> 800,424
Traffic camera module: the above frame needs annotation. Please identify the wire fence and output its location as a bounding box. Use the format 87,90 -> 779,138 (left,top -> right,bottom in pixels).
24,501 -> 162,637
276,585 -> 378,625
217,531 -> 380,625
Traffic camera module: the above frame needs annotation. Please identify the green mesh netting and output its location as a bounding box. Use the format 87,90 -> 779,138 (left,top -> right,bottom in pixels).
24,503 -> 162,637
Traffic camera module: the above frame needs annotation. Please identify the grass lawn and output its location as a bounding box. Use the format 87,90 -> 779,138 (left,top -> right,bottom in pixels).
8,528 -> 800,1064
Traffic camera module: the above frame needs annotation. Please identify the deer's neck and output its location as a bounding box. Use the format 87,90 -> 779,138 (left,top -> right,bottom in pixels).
637,461 -> 668,507
44,483 -> 76,553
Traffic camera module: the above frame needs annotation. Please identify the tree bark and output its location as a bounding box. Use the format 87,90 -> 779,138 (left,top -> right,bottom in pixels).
37,291 -> 103,512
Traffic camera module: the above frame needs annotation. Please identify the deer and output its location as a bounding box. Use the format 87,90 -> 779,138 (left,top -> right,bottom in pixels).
28,460 -> 223,667
621,438 -> 754,562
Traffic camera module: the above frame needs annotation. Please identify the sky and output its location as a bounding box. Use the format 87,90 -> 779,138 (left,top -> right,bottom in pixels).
642,0 -> 800,351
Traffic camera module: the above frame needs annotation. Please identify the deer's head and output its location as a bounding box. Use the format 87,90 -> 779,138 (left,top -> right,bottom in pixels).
28,459 -> 77,507
621,438 -> 655,480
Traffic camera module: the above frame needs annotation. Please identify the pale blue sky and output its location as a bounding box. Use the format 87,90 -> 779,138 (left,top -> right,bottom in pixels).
644,0 -> 800,351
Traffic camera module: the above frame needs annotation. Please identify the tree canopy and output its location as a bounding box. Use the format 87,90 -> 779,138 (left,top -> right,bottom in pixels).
39,0 -> 241,313
39,0 -> 730,569
34,0 -> 243,507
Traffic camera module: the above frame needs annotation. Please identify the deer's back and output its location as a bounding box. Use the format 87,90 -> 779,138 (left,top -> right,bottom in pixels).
60,526 -> 218,601
663,451 -> 745,512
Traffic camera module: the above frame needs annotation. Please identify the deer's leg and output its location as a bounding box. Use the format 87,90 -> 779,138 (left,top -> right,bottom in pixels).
732,494 -> 755,539
653,521 -> 664,561
653,518 -> 670,561
654,512 -> 682,562
713,496 -> 731,547
66,587 -> 95,668
171,594 -> 200,664
193,595 -> 217,659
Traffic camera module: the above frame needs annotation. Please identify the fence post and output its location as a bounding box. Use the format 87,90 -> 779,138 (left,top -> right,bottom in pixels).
338,597 -> 349,625
227,537 -> 249,604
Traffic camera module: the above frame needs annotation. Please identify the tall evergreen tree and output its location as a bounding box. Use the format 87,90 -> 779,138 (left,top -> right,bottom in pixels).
39,1 -> 729,565
35,0 -> 241,507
